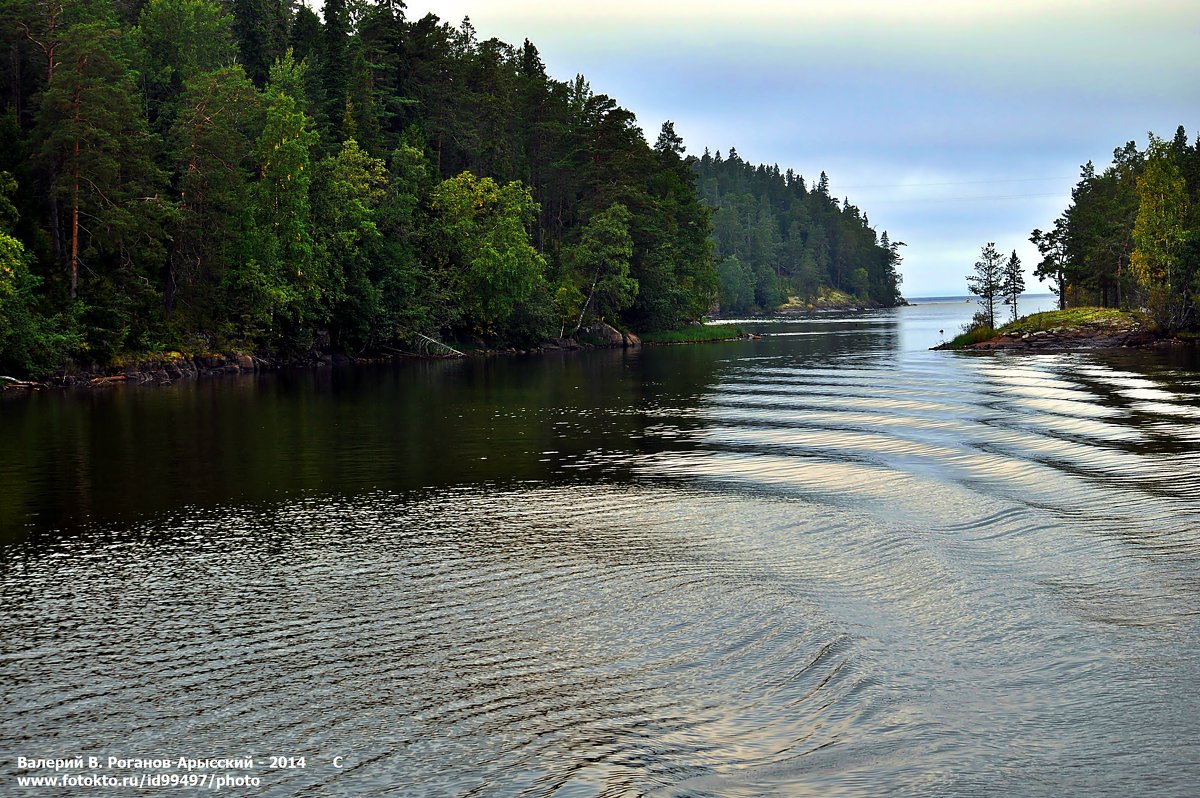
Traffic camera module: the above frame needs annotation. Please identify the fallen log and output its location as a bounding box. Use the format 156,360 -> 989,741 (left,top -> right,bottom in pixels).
0,375 -> 42,389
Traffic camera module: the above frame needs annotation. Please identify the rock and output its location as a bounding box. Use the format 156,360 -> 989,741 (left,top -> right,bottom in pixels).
582,321 -> 625,346
236,354 -> 254,370
623,332 -> 641,348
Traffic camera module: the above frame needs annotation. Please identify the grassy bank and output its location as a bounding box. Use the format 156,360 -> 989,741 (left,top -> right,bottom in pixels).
942,307 -> 1145,350
776,288 -> 865,312
640,325 -> 746,344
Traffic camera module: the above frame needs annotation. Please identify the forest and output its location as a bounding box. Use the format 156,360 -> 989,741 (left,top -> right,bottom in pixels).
695,151 -> 904,314
0,0 -> 903,376
1029,126 -> 1200,331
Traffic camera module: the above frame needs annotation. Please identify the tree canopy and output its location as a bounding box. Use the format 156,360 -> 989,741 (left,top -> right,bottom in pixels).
695,150 -> 903,312
1031,126 -> 1200,331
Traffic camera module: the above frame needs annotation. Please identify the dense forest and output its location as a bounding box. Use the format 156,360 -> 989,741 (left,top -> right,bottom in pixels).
1030,126 -> 1200,331
0,0 -> 902,376
695,151 -> 903,314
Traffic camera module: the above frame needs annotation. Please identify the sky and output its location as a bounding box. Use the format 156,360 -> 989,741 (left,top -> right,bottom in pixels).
400,0 -> 1198,296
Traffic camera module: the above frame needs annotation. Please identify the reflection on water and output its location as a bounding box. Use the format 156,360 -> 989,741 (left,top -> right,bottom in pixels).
3,297 -> 1200,796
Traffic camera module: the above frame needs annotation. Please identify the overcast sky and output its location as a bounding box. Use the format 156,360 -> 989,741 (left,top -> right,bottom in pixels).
402,1 -> 1198,296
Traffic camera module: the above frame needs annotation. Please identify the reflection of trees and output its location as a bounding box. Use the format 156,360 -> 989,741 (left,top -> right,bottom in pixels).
2,318 -> 911,538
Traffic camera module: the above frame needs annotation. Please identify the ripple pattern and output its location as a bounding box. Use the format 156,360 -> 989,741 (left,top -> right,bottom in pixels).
4,319 -> 1200,796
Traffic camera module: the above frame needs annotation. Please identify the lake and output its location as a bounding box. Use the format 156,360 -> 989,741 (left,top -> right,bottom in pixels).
3,296 -> 1200,796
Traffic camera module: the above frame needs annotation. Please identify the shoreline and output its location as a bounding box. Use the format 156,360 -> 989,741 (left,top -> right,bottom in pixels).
1,321 -> 752,393
931,307 -> 1197,354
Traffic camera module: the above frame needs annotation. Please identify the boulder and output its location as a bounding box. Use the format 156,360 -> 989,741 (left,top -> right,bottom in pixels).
583,321 -> 625,347
623,332 -> 641,348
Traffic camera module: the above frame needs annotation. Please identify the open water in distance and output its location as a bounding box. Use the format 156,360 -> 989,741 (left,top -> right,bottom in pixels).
3,296 -> 1200,796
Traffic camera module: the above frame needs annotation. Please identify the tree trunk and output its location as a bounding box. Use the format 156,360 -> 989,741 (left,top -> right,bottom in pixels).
70,80 -> 80,300
572,271 -> 600,337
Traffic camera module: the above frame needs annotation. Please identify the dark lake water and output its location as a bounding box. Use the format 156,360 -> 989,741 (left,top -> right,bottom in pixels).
3,296 -> 1200,796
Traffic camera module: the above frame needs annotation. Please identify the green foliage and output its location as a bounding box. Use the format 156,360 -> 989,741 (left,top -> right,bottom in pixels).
717,255 -> 754,314
169,66 -> 260,332
229,0 -> 287,87
850,267 -> 869,301
311,138 -> 388,348
1033,127 -> 1200,331
565,202 -> 636,328
245,53 -> 319,346
0,172 -> 18,233
32,14 -> 172,358
1132,136 -> 1190,293
0,233 -> 80,375
695,149 -> 903,310
371,138 -> 446,343
134,0 -> 237,129
1030,222 -> 1069,309
944,306 -> 1147,350
36,19 -> 172,285
432,172 -> 546,335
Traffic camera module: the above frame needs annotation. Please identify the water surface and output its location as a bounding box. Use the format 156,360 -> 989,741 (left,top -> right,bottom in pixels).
3,296 -> 1200,796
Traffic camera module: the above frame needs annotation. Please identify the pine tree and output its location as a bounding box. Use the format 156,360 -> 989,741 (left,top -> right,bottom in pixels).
168,66 -> 259,321
1031,223 -> 1069,310
35,19 -> 169,301
1001,250 -> 1024,323
967,242 -> 1004,329
320,0 -> 351,143
229,0 -> 286,87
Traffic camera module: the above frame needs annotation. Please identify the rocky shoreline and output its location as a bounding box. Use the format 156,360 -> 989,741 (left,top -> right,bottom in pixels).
933,315 -> 1194,354
934,329 -> 1160,352
1,321 -> 653,392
